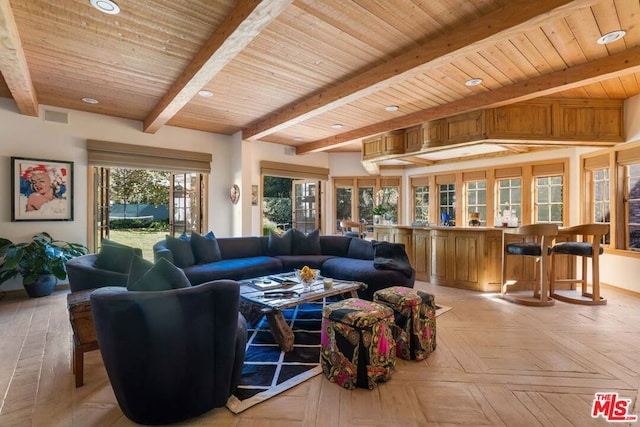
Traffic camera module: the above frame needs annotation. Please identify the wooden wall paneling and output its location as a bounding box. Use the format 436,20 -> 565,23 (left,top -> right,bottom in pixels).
412,228 -> 430,281
430,230 -> 448,283
404,125 -> 422,153
486,102 -> 553,139
444,111 -> 486,144
555,100 -> 624,141
362,135 -> 382,159
383,130 -> 405,155
422,119 -> 443,149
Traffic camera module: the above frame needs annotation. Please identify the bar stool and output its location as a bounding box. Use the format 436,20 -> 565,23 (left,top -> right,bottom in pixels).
550,224 -> 608,305
501,224 -> 558,307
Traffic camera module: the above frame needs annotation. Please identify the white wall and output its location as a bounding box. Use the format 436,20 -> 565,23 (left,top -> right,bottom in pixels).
0,98 -> 236,289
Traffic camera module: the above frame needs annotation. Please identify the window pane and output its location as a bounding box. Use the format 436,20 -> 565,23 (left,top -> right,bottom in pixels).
591,168 -> 610,244
536,176 -> 563,224
466,180 -> 486,225
629,164 -> 640,250
414,185 -> 429,223
336,187 -> 352,233
439,184 -> 456,224
497,178 -> 521,223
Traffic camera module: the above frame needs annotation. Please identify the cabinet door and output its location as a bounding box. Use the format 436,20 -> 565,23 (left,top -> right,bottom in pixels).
413,229 -> 430,281
430,231 -> 448,282
451,233 -> 479,285
392,228 -> 413,266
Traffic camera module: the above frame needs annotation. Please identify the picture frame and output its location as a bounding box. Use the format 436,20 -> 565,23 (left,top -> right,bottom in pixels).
11,156 -> 74,221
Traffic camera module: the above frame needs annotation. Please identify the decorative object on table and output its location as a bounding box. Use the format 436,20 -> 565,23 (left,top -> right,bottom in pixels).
368,188 -> 398,225
469,212 -> 481,226
295,266 -> 318,292
0,232 -> 87,297
11,157 -> 74,221
440,212 -> 450,226
230,184 -> 240,204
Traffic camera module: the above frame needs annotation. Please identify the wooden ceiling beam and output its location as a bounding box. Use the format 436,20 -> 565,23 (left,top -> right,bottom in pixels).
0,0 -> 38,116
298,46 -> 640,154
242,0 -> 598,141
401,157 -> 436,166
498,144 -> 530,153
143,0 -> 291,134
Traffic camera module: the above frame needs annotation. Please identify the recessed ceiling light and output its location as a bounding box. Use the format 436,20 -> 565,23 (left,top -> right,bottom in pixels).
90,0 -> 120,15
198,90 -> 213,97
331,123 -> 344,129
596,30 -> 626,45
293,137 -> 303,141
81,97 -> 99,104
385,105 -> 399,112
465,78 -> 483,87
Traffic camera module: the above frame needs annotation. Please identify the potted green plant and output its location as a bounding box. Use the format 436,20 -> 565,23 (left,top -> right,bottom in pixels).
0,232 -> 87,297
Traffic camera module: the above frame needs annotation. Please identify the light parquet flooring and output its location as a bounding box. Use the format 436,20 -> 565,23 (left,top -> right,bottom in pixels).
1,281 -> 639,426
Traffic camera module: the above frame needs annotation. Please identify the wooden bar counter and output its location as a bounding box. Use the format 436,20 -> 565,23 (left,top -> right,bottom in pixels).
374,225 -> 573,293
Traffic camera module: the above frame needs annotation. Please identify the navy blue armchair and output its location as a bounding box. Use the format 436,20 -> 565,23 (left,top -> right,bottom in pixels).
90,280 -> 247,425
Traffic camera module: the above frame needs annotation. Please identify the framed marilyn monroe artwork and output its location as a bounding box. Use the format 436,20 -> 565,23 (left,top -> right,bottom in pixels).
11,157 -> 74,221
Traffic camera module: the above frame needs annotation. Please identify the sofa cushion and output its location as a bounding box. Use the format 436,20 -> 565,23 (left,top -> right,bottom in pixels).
275,255 -> 335,272
127,258 -> 192,291
182,256 -> 283,285
191,231 -> 222,264
127,254 -> 154,287
166,235 -> 195,268
347,237 -> 374,260
291,229 -> 321,255
95,241 -> 143,274
218,237 -> 264,259
319,235 -> 351,257
267,229 -> 293,256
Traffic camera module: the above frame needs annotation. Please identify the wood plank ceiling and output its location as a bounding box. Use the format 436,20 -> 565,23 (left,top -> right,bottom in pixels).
1,0 -> 639,158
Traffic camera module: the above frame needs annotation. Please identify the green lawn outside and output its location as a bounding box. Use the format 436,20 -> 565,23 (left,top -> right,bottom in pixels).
108,230 -> 167,261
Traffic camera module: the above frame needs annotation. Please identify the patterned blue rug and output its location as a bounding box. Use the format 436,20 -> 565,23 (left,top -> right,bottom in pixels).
226,301 -> 325,414
226,299 -> 452,413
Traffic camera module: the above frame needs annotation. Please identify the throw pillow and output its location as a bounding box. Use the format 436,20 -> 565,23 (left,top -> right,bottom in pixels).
291,228 -> 321,255
127,254 -> 154,288
267,229 -> 293,256
347,237 -> 375,260
102,238 -> 143,256
95,241 -> 143,274
165,234 -> 195,268
191,231 -> 222,264
127,258 -> 192,291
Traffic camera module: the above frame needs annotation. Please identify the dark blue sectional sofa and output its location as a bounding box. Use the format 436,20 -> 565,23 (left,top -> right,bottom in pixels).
152,232 -> 414,301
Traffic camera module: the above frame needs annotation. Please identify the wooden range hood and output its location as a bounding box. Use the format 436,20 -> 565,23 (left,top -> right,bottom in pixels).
361,98 -> 624,173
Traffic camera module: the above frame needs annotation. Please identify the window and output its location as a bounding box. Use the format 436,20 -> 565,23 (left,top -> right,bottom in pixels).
414,185 -> 430,223
497,178 -> 521,222
626,163 -> 640,251
358,186 -> 374,226
335,186 -> 353,233
592,168 -> 611,244
439,183 -> 455,225
466,181 -> 486,225
536,176 -> 563,224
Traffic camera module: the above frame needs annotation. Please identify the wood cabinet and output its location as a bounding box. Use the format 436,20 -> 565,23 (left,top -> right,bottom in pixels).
361,98 -> 624,164
373,225 -> 573,293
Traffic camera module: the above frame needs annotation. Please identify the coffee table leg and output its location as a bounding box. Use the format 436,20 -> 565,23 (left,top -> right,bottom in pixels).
266,311 -> 295,352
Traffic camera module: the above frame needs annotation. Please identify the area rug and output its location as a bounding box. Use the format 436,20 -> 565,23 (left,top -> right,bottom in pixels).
226,299 -> 452,414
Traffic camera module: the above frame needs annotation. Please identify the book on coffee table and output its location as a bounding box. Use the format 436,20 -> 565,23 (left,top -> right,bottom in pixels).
248,277 -> 297,291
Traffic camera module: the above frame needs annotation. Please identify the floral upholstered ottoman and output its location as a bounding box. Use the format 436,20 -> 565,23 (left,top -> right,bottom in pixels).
320,298 -> 395,390
373,286 -> 436,361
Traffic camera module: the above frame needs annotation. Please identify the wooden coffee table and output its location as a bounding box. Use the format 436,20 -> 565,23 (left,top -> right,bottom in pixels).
239,273 -> 366,352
